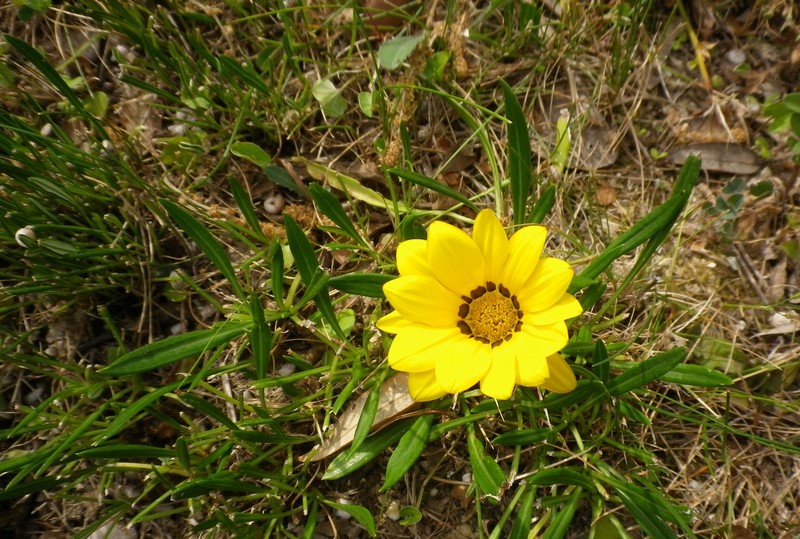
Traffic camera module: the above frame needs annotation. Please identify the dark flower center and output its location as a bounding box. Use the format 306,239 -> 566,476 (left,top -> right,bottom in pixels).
457,281 -> 523,347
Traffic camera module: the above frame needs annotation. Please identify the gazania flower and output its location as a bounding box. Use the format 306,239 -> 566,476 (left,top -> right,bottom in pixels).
377,209 -> 582,401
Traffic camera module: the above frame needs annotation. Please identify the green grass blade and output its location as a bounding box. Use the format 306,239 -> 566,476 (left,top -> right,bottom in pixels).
530,468 -> 596,491
284,214 -> 344,339
604,477 -> 681,538
606,348 -> 687,397
322,419 -> 413,480
230,179 -> 266,241
249,294 -> 272,381
528,184 -> 556,223
308,182 -> 368,246
328,273 -> 393,298
543,488 -> 583,539
162,199 -> 246,300
99,322 -> 251,376
4,34 -> 107,137
99,378 -> 187,441
386,168 -> 479,212
509,482 -> 536,539
180,393 -> 240,431
380,414 -> 435,491
501,80 -> 532,225
347,381 -> 383,457
573,156 -> 700,289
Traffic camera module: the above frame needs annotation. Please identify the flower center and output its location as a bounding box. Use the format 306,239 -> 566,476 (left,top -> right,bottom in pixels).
457,281 -> 523,347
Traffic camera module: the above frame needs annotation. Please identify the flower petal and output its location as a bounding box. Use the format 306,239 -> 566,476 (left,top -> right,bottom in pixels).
540,354 -> 577,393
434,337 -> 491,394
501,225 -> 547,294
376,310 -> 411,334
407,370 -> 448,402
397,239 -> 433,277
508,332 -> 549,386
387,326 -> 462,373
479,342 -> 517,399
472,209 -> 509,283
525,293 -> 583,326
519,320 -> 569,357
516,258 -> 574,313
427,221 -> 485,295
383,275 -> 461,327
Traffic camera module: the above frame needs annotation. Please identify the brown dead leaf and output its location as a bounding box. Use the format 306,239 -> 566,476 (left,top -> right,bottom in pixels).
302,373 -> 418,462
669,143 -> 761,175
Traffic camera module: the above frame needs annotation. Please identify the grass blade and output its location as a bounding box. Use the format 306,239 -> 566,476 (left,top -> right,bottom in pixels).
607,348 -> 687,397
501,80 -> 532,225
328,273 -> 393,298
387,167 -> 478,212
162,199 -> 246,300
467,426 -> 506,499
308,182 -> 368,246
99,322 -> 251,376
380,414 -> 435,491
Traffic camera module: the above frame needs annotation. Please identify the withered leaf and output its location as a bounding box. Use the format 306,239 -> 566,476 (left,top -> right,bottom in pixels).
302,373 -> 418,462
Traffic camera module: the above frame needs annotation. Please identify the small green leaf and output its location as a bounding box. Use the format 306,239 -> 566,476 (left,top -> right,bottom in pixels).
603,477 -> 684,538
467,427 -> 506,499
358,91 -> 373,117
85,91 -> 109,118
378,34 -> 424,70
320,500 -> 377,537
172,473 -> 264,500
231,141 -> 271,167
529,468 -> 596,491
76,445 -> 175,460
229,179 -> 265,240
648,363 -> 732,387
423,51 -> 451,81
312,79 -> 347,118
607,348 -> 687,396
249,294 -> 272,381
284,214 -> 322,285
398,506 -> 422,525
347,381 -> 383,457
99,322 -> 251,376
381,414 -> 435,491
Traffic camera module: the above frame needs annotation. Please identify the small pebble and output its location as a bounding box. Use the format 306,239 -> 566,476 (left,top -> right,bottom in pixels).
726,48 -> 746,65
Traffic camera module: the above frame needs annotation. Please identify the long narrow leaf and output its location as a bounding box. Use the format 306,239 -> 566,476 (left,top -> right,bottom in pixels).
309,182 -> 368,246
501,80 -> 532,225
328,273 -> 394,298
99,322 -> 251,376
573,156 -> 700,289
380,414 -> 435,491
607,348 -> 687,397
322,418 -> 414,480
387,168 -> 478,212
162,199 -> 246,300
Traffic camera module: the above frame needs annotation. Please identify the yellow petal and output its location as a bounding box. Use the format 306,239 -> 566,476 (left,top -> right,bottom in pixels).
427,221 -> 485,295
472,209 -> 509,283
501,225 -> 547,294
539,354 -> 577,393
376,310 -> 411,334
407,370 -> 448,402
519,320 -> 569,357
397,239 -> 433,277
508,332 -> 549,386
384,275 -> 461,327
525,293 -> 583,326
479,342 -> 517,399
516,258 -> 574,313
434,337 -> 491,394
387,326 -> 462,373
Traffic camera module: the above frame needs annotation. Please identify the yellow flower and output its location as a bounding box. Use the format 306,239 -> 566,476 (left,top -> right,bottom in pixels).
377,209 -> 582,401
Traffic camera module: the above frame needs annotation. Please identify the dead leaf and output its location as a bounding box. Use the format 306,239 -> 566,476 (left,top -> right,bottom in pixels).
669,143 -> 761,175
302,373 -> 418,462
